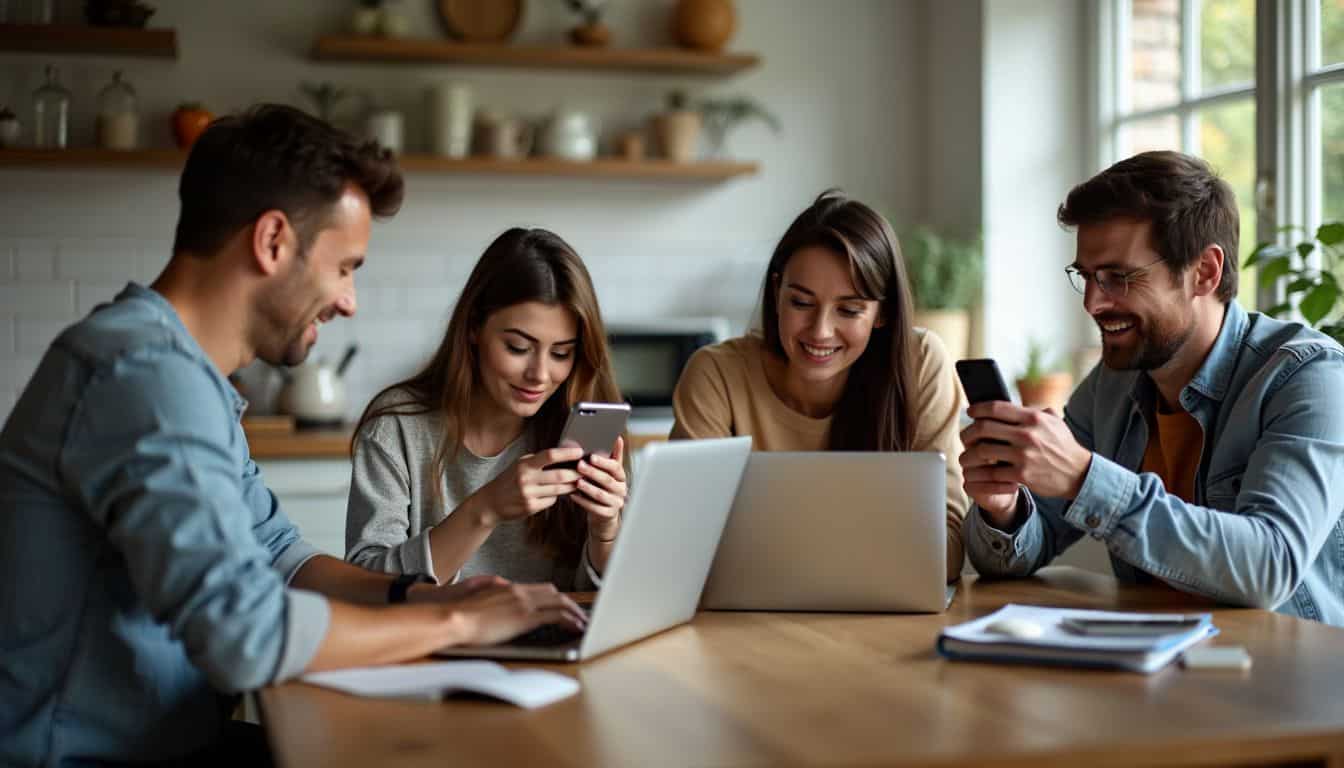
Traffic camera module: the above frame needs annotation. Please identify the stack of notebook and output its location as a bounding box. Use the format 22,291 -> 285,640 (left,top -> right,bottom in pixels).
937,604 -> 1217,674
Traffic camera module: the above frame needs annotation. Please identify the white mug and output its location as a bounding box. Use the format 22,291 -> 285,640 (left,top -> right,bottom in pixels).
365,109 -> 404,153
428,82 -> 473,158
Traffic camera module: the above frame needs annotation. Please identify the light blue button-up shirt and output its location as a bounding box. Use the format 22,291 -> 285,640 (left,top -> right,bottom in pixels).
0,283 -> 331,766
966,302 -> 1344,626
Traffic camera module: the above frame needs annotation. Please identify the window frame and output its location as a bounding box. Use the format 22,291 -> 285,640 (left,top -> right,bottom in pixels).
1094,0 -> 1344,308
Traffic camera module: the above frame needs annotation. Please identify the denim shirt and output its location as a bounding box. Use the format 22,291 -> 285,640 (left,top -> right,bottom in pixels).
0,284 -> 331,766
965,302 -> 1344,626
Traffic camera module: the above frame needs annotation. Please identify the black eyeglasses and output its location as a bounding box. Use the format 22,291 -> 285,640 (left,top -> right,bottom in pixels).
1064,258 -> 1166,297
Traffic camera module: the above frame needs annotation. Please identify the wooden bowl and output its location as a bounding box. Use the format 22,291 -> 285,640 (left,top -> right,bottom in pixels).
438,0 -> 523,43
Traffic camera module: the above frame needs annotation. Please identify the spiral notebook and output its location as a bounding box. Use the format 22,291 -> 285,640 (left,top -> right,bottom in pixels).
937,604 -> 1217,674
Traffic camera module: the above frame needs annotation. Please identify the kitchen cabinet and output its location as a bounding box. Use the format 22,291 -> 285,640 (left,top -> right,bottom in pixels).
258,457 -> 351,559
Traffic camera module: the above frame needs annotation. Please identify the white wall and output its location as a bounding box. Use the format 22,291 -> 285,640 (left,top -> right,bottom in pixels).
981,0 -> 1109,574
981,1 -> 1093,385
0,0 -> 926,418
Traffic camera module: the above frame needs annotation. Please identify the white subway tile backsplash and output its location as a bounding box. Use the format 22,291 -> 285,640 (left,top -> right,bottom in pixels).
9,357 -> 41,395
14,240 -> 57,282
76,283 -> 128,317
16,316 -> 76,356
353,280 -> 406,318
0,283 -> 75,315
57,239 -> 142,282
0,316 -> 13,357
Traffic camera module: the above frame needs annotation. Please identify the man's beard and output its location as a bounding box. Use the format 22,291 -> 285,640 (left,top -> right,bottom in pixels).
1100,314 -> 1193,371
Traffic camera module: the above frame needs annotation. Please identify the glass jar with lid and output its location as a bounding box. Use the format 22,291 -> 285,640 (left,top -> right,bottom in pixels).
97,70 -> 140,150
32,65 -> 71,149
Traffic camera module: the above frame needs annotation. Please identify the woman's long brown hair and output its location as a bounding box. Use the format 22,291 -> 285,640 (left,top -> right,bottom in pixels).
354,228 -> 623,565
759,190 -> 919,451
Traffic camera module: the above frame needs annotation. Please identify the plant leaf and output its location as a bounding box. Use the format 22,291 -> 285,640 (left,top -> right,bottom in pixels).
1286,277 -> 1316,294
1298,282 -> 1340,326
1244,243 -> 1289,269
1316,222 -> 1344,246
1257,255 -> 1293,287
1264,302 -> 1291,317
1297,242 -> 1317,260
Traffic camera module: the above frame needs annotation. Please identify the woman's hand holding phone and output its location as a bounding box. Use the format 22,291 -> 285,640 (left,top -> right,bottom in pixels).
470,446 -> 585,526
571,436 -> 628,542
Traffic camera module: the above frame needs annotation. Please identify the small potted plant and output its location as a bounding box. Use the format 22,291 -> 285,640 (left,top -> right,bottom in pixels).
348,0 -> 381,35
903,227 -> 982,360
653,90 -> 702,163
565,0 -> 611,46
697,95 -> 780,157
1015,338 -> 1073,412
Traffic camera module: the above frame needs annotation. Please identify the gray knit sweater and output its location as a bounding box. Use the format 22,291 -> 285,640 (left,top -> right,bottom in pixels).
344,389 -> 597,590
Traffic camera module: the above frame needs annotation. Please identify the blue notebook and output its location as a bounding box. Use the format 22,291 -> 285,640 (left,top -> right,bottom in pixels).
937,604 -> 1217,674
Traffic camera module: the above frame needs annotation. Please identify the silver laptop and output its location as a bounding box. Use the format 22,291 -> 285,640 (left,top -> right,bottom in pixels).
701,451 -> 952,613
435,436 -> 752,662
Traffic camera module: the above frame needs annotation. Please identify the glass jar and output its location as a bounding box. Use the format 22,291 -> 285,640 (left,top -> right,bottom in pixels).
32,65 -> 70,149
97,70 -> 139,150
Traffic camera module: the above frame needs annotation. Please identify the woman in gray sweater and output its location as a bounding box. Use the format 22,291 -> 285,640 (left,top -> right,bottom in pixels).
345,228 -> 629,590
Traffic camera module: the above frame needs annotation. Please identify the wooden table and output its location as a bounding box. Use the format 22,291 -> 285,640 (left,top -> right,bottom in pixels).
258,567 -> 1344,767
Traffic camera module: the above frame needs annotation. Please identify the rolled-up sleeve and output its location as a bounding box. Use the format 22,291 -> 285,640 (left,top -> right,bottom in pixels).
345,423 -> 439,581
61,350 -> 321,692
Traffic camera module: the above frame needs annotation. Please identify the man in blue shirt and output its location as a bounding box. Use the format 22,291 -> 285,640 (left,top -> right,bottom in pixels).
0,105 -> 587,766
960,151 -> 1344,625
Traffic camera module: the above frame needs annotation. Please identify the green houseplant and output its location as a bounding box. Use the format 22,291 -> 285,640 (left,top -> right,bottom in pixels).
902,227 -> 983,359
1015,337 -> 1073,412
1243,222 -> 1344,343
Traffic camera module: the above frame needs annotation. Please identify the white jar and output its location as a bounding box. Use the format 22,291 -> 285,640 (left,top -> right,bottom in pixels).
365,109 -> 404,153
428,82 -> 473,158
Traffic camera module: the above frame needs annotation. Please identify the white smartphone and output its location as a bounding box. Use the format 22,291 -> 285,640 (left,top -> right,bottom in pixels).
548,402 -> 631,470
1060,615 -> 1205,637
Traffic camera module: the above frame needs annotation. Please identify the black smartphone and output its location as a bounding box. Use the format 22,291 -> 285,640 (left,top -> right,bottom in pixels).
955,359 -> 1013,455
546,402 -> 631,470
955,358 -> 1014,405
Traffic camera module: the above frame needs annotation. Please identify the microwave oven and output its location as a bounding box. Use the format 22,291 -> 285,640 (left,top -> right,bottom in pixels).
605,317 -> 731,416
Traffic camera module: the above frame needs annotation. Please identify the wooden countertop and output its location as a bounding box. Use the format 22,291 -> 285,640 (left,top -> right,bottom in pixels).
245,428 -> 668,460
246,428 -> 353,460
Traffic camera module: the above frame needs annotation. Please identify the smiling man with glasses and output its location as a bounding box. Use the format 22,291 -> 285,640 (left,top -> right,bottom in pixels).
959,150 -> 1344,626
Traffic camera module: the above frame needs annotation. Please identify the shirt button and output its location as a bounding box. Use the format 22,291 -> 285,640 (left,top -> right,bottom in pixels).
1085,515 -> 1101,529
991,540 -> 1004,551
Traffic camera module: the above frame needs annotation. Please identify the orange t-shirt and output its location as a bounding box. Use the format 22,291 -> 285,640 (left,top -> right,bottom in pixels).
1140,406 -> 1203,590
1140,408 -> 1204,504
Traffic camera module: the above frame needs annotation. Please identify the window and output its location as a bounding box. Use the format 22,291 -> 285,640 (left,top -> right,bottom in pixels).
1102,0 -> 1258,309
1099,0 -> 1344,312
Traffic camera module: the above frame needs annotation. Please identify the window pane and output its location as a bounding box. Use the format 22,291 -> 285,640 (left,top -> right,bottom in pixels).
1129,0 -> 1181,111
1119,114 -> 1181,155
1321,0 -> 1344,69
1200,0 -> 1254,90
1196,98 -> 1257,309
1322,84 -> 1344,221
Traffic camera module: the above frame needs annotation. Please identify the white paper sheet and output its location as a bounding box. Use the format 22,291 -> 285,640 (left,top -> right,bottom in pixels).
302,661 -> 580,709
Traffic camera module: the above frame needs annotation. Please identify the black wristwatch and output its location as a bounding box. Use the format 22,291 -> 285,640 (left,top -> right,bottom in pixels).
387,573 -> 431,604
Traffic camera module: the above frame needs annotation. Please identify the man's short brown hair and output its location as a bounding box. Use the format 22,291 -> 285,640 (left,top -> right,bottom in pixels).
1057,150 -> 1239,303
172,104 -> 404,257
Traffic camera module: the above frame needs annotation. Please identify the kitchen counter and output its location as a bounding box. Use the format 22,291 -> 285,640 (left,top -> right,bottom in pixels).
244,426 -> 669,460
245,428 -> 353,460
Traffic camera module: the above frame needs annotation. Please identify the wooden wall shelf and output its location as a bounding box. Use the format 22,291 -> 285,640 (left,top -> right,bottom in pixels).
0,23 -> 178,58
0,148 -> 758,181
310,35 -> 760,75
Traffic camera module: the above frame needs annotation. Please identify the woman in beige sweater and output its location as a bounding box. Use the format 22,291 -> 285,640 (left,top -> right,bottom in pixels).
671,191 -> 968,581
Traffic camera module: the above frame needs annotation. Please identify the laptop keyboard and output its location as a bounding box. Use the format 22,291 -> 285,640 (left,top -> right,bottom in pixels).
508,608 -> 590,647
